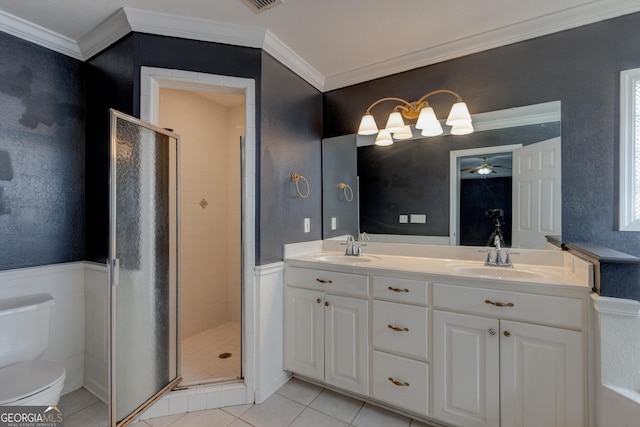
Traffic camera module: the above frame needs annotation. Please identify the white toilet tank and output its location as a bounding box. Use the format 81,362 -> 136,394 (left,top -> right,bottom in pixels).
0,294 -> 55,369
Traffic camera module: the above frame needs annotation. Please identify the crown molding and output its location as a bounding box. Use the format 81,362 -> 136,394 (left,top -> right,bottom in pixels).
77,9 -> 131,60
0,10 -> 81,59
3,1 -> 640,91
263,30 -> 324,91
323,0 -> 640,91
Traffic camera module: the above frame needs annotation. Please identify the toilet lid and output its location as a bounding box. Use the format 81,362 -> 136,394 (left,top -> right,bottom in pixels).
0,359 -> 66,404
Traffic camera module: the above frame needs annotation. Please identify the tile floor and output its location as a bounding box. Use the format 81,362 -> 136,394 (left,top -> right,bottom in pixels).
181,322 -> 241,385
59,378 -> 439,427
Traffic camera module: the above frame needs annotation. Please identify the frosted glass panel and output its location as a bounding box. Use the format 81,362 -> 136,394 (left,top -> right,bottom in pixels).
110,111 -> 179,426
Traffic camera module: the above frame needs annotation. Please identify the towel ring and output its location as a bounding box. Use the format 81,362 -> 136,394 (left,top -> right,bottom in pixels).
291,172 -> 310,199
339,182 -> 354,202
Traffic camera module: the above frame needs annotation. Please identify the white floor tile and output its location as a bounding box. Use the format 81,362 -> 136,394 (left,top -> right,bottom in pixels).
351,403 -> 411,427
59,388 -> 100,416
290,407 -> 349,427
222,403 -> 254,417
228,419 -> 253,427
144,413 -> 185,427
240,393 -> 305,427
276,378 -> 323,406
63,402 -> 108,427
172,409 -> 236,427
309,389 -> 364,423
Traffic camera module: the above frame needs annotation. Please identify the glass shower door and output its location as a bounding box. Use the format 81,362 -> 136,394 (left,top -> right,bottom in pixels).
108,110 -> 181,427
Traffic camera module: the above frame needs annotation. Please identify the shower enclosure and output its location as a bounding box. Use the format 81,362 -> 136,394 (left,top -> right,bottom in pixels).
108,110 -> 181,427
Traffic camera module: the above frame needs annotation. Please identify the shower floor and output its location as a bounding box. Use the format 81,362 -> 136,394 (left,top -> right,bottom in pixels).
180,321 -> 241,386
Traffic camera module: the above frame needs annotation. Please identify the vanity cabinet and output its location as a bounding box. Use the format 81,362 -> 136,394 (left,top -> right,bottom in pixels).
371,276 -> 430,416
284,267 -> 369,395
433,284 -> 585,427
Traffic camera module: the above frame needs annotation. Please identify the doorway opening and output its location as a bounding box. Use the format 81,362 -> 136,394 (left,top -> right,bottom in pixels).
141,68 -> 256,392
449,144 -> 522,246
158,87 -> 244,385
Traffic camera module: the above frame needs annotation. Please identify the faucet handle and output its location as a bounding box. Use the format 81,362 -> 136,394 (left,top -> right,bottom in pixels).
359,232 -> 369,241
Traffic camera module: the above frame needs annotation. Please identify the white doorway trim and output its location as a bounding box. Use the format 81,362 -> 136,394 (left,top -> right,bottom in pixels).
449,144 -> 522,245
140,67 -> 256,404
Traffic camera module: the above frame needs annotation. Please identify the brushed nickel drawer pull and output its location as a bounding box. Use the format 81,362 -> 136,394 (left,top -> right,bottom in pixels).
316,278 -> 333,284
484,299 -> 514,308
388,286 -> 409,293
504,331 -> 511,337
316,298 -> 322,304
325,301 -> 330,307
387,324 -> 409,332
388,377 -> 410,387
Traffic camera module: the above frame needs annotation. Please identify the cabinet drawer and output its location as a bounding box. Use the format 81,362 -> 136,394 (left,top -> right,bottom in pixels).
432,283 -> 583,329
286,267 -> 369,297
372,276 -> 428,305
373,300 -> 428,359
373,351 -> 429,416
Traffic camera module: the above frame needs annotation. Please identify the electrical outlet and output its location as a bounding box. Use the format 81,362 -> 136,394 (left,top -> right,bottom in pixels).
399,215 -> 408,223
304,218 -> 310,233
410,214 -> 427,224
331,217 -> 337,230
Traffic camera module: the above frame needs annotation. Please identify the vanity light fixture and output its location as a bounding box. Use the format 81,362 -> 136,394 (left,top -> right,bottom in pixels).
358,89 -> 473,145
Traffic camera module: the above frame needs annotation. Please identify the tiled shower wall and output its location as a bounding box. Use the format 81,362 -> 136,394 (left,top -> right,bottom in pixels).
159,88 -> 243,339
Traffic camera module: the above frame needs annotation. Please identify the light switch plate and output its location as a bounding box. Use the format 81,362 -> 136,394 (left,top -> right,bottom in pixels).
399,215 -> 408,223
304,218 -> 310,232
410,214 -> 427,223
331,217 -> 337,230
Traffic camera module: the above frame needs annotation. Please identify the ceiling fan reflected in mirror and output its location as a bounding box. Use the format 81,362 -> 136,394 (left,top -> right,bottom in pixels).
460,155 -> 512,177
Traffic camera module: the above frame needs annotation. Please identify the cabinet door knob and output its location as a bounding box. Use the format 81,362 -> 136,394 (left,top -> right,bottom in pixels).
485,299 -> 514,308
325,301 -> 330,307
489,328 -> 496,335
504,331 -> 511,337
387,324 -> 409,332
316,278 -> 333,284
388,377 -> 410,387
388,286 -> 409,293
316,298 -> 322,304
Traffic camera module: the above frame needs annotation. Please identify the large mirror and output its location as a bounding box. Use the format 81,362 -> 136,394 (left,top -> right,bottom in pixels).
322,101 -> 561,249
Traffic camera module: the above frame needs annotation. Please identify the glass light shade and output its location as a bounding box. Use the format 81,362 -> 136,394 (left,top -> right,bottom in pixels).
415,107 -> 439,130
393,125 -> 413,140
446,101 -> 472,126
477,166 -> 492,175
374,130 -> 394,146
384,111 -> 406,133
420,120 -> 444,137
450,122 -> 474,135
358,113 -> 378,135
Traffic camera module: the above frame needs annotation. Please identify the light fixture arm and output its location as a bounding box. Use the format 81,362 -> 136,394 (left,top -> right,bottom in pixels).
363,90 -> 465,121
364,97 -> 414,114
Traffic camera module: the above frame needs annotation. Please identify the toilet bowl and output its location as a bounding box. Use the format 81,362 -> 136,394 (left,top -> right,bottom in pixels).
0,294 -> 66,406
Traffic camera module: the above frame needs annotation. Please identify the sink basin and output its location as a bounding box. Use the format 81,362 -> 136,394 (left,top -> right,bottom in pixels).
454,266 -> 547,280
314,255 -> 380,263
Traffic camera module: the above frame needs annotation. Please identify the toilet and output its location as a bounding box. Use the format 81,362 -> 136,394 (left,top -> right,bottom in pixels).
0,294 -> 66,406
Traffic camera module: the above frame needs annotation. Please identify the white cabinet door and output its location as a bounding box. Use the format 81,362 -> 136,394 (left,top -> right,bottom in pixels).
433,310 -> 500,427
324,294 -> 369,395
500,320 -> 584,427
284,287 -> 324,380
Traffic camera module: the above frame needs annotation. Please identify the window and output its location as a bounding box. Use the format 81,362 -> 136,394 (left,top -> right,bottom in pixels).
619,68 -> 640,231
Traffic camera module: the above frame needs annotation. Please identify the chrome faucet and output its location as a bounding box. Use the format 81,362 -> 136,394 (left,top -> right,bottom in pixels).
482,235 -> 514,268
342,232 -> 368,256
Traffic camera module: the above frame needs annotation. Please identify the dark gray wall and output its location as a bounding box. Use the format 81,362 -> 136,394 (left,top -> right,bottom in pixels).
260,52 -> 323,264
0,31 -> 84,270
85,34 -> 321,266
324,12 -> 640,257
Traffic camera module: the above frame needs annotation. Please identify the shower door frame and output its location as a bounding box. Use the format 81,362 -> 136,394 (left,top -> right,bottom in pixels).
108,110 -> 182,427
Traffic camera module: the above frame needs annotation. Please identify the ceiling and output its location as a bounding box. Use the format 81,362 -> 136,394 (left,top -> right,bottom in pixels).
0,0 -> 638,91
